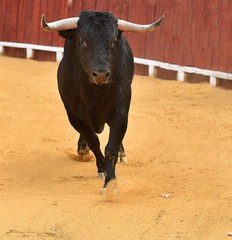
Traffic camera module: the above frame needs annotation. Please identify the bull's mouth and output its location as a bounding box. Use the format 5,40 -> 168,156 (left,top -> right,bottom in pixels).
91,79 -> 110,85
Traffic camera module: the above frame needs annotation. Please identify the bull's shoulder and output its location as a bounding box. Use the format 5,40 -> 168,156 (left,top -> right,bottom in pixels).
114,35 -> 134,82
121,35 -> 133,61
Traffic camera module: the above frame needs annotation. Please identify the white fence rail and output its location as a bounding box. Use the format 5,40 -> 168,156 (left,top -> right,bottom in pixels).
0,41 -> 64,61
1,41 -> 232,87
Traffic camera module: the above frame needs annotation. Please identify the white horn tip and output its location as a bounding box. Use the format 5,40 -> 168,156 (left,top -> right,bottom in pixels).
152,15 -> 165,28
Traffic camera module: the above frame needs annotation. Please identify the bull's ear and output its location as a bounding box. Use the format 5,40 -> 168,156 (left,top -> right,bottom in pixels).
58,29 -> 75,40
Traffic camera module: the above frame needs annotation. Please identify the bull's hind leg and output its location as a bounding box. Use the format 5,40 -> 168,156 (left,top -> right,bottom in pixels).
118,143 -> 127,164
77,135 -> 89,155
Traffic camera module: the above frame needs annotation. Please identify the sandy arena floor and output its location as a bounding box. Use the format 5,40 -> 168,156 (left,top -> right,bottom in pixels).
0,55 -> 232,240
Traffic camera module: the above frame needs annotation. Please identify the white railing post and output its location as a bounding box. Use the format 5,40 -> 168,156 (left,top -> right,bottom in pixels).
0,45 -> 4,55
210,76 -> 218,87
148,65 -> 154,76
56,51 -> 63,61
26,48 -> 34,59
177,70 -> 187,81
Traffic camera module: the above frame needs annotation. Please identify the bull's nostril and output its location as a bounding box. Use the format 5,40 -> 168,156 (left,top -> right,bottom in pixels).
105,72 -> 111,80
91,72 -> 98,77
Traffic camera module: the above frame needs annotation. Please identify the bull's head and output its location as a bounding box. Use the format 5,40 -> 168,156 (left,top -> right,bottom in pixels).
41,11 -> 164,85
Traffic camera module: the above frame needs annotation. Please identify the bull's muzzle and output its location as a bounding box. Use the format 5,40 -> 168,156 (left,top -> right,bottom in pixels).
90,71 -> 111,85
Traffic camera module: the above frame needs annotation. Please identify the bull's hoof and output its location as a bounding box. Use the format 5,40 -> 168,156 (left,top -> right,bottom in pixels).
102,187 -> 119,196
102,180 -> 118,197
98,172 -> 105,178
121,156 -> 127,164
102,187 -> 107,194
118,156 -> 127,164
77,145 -> 89,155
118,145 -> 127,164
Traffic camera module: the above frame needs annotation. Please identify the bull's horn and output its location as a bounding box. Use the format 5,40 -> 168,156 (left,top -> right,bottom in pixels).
117,15 -> 164,33
41,14 -> 79,32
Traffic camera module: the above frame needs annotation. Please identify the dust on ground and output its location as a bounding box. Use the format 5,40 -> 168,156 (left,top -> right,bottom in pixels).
0,55 -> 232,240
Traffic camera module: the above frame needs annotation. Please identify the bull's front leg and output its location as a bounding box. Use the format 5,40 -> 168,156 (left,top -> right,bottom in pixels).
104,113 -> 128,191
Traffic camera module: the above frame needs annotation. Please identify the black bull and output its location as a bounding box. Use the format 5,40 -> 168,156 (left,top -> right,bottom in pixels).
41,11 -> 164,191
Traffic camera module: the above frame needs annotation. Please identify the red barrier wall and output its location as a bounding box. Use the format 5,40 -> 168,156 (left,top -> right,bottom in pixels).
0,0 -> 231,73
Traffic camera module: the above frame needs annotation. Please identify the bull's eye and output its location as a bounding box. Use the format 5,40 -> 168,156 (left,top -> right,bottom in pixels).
79,40 -> 87,48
